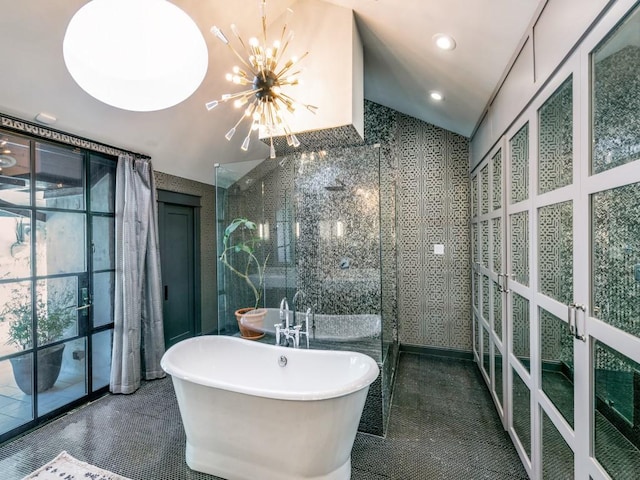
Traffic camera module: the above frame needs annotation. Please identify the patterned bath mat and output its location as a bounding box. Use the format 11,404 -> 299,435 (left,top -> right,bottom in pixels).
22,451 -> 132,480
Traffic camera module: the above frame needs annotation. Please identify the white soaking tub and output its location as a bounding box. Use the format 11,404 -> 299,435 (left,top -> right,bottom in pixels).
161,335 -> 379,480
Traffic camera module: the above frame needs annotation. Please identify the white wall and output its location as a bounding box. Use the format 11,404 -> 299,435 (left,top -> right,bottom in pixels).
470,0 -> 613,169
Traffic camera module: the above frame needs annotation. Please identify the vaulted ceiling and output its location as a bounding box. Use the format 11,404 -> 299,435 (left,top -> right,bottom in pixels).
0,0 -> 542,184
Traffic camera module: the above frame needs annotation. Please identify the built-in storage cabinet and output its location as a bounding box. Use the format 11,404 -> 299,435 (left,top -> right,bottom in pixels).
471,2 -> 640,478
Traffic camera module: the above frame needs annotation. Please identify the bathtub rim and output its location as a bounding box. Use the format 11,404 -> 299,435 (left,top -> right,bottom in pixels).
161,335 -> 380,402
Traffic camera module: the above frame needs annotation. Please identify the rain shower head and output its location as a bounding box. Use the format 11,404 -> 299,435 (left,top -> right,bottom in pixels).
325,178 -> 346,192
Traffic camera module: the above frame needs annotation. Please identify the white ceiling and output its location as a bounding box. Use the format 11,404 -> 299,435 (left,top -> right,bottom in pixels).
0,0 -> 542,185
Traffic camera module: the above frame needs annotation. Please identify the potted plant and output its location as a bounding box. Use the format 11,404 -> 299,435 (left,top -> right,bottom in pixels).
219,218 -> 269,339
0,285 -> 75,394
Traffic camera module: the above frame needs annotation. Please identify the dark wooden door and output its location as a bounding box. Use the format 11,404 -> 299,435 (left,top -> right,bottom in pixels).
159,199 -> 198,349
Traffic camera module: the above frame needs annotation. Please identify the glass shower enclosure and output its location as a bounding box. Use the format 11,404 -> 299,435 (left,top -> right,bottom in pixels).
215,144 -> 398,435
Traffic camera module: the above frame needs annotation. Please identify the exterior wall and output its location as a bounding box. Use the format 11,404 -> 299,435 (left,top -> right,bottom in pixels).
153,172 -> 217,335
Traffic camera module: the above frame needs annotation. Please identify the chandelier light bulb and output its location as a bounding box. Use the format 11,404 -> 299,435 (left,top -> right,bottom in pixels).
205,101 -> 219,111
205,0 -> 317,158
433,33 -> 456,51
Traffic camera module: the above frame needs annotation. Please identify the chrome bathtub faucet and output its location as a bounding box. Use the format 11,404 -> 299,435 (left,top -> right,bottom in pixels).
275,297 -> 302,348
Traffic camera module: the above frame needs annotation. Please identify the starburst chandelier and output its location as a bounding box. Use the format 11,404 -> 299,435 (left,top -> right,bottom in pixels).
205,1 -> 317,158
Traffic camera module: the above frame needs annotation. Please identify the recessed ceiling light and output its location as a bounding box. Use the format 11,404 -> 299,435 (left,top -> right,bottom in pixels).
430,91 -> 444,101
433,33 -> 456,51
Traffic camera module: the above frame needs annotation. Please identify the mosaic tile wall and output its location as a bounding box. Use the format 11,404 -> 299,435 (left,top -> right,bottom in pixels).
153,172 -> 217,335
395,114 -> 471,350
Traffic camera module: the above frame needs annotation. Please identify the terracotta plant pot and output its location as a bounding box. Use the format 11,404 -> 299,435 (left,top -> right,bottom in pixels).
234,308 -> 267,340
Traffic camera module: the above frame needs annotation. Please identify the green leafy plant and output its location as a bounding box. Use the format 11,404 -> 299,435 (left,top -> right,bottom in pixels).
0,285 -> 75,350
219,218 -> 270,310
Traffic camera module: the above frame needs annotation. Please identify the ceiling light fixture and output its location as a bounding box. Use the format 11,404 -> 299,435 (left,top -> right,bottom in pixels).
433,33 -> 456,51
206,1 -> 317,159
430,91 -> 444,101
63,0 -> 208,112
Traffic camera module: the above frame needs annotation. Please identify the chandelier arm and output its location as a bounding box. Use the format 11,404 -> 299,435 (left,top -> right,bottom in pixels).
221,88 -> 256,102
275,51 -> 308,78
260,0 -> 268,48
225,43 -> 256,73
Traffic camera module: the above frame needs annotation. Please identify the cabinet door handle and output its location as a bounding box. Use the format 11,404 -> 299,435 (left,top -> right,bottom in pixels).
567,303 -> 576,336
574,303 -> 587,342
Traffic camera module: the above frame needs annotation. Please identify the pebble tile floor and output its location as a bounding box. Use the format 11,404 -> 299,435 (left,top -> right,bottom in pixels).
0,352 -> 527,479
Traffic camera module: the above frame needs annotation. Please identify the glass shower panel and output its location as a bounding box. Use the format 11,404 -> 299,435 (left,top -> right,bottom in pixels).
540,308 -> 574,428
471,176 -> 478,218
510,211 -> 529,286
592,182 -> 640,337
538,77 -> 573,194
541,409 -> 574,479
493,281 -> 502,338
494,348 -> 503,408
482,325 -> 490,378
482,275 -> 489,323
594,341 -> 640,478
513,293 -> 530,372
492,217 -> 502,273
592,7 -> 640,175
538,201 -> 573,304
512,369 -> 531,459
510,123 -> 529,204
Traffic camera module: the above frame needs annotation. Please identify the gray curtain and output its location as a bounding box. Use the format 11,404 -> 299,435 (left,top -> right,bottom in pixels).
110,155 -> 165,394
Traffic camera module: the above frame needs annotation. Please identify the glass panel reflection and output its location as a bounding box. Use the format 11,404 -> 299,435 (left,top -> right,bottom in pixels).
513,369 -> 531,459
481,220 -> 489,268
36,277 -> 78,347
37,338 -> 87,416
92,216 -> 114,271
481,164 -> 489,215
494,349 -> 503,408
492,217 -> 502,273
92,330 -> 112,392
539,77 -> 573,194
510,123 -> 529,204
592,182 -> 640,338
35,143 -> 84,210
594,341 -> 640,478
540,308 -> 574,428
492,281 -> 502,339
542,409 -> 574,479
592,6 -> 640,174
482,326 -> 490,378
35,211 -> 86,276
0,355 -> 33,436
492,149 -> 502,210
0,281 -> 32,355
0,211 -> 32,280
93,272 -> 114,328
511,211 -> 529,286
539,201 -> 573,304
513,293 -> 530,372
90,155 -> 116,214
482,275 -> 489,322
0,133 -> 31,207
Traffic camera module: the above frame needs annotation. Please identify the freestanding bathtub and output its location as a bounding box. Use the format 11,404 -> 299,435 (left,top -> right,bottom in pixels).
161,335 -> 379,480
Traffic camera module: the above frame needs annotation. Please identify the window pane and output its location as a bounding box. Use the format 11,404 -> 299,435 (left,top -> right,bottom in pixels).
93,272 -> 114,328
592,182 -> 640,338
592,7 -> 640,174
92,330 -> 112,392
35,211 -> 86,276
36,277 -> 78,347
540,308 -> 574,428
92,216 -> 114,271
513,293 -> 530,372
538,201 -> 573,304
0,281 -> 32,354
539,76 -> 573,194
510,123 -> 529,203
594,341 -> 640,478
90,155 -> 116,213
37,338 -> 87,416
0,133 -> 31,206
0,354 -> 34,436
0,210 -> 32,281
35,143 -> 84,210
